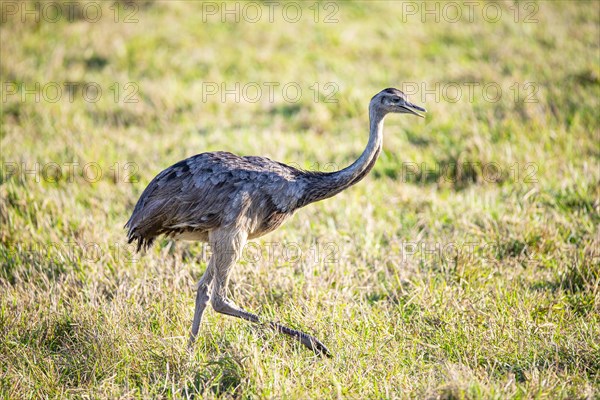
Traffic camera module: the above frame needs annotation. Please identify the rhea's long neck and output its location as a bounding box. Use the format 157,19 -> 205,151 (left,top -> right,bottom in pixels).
297,105 -> 386,208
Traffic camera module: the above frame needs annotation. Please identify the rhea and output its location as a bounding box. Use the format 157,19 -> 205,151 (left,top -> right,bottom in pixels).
125,88 -> 426,356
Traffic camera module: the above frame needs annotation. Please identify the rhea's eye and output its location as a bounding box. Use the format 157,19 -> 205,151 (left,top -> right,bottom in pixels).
391,97 -> 400,103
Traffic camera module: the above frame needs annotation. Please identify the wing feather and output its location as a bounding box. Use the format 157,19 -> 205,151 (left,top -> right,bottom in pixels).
125,151 -> 306,251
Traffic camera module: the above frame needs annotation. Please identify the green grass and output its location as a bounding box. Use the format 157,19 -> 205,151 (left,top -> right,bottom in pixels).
1,1 -> 599,398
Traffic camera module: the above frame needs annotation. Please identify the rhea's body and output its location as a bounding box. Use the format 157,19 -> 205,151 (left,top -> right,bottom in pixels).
127,151 -> 314,245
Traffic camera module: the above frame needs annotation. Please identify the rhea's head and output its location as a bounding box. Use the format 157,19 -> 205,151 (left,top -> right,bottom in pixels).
370,88 -> 426,117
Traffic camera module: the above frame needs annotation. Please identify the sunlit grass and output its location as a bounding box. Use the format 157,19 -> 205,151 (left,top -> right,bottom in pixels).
1,1 -> 599,398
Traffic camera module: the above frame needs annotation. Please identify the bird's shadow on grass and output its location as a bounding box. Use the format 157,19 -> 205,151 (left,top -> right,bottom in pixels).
186,353 -> 246,398
186,322 -> 322,396
530,262 -> 598,295
186,326 -> 271,397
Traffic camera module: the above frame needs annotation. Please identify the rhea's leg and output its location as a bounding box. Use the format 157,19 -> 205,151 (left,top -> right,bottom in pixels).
211,297 -> 331,357
208,228 -> 331,357
187,263 -> 214,348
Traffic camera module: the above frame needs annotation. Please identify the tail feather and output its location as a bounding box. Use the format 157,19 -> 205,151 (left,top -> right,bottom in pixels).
124,217 -> 156,253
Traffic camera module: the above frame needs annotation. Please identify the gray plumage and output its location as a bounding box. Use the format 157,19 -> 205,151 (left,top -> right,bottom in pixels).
126,152 -> 311,250
125,88 -> 426,356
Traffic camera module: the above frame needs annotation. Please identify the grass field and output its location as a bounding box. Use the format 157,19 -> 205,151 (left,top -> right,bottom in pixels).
1,1 -> 599,398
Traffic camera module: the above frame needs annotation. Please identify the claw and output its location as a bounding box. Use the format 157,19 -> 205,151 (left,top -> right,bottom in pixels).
305,335 -> 332,358
269,322 -> 332,357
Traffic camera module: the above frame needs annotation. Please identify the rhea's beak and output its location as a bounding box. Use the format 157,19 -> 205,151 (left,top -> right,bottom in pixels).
401,102 -> 427,118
